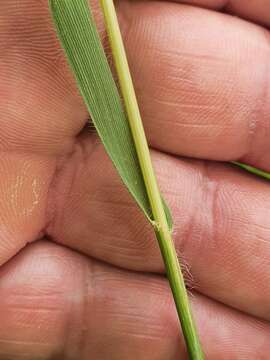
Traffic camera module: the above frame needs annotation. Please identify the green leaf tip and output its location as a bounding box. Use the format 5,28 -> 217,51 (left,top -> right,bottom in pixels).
49,0 -> 173,231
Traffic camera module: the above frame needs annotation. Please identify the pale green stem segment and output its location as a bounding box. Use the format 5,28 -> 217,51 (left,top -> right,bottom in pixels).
233,162 -> 270,180
99,0 -> 204,358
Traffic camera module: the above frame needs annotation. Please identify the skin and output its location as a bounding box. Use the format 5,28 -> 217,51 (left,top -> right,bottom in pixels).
1,0 -> 270,358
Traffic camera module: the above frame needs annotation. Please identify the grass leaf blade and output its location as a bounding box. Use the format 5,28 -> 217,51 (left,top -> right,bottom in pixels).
49,0 -> 172,227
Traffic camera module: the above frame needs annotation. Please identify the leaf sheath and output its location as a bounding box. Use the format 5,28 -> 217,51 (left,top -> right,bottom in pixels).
49,0 -> 154,224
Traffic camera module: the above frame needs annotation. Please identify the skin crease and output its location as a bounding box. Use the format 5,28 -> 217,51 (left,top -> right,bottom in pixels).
0,0 -> 270,358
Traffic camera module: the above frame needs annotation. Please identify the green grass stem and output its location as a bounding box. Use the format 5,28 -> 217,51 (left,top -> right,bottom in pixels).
99,0 -> 204,358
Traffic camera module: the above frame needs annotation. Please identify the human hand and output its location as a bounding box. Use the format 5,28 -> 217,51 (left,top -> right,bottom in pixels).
1,0 -> 270,358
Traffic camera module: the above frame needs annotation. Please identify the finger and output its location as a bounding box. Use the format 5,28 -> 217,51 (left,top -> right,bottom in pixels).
0,0 -> 102,265
4,1 -> 270,170
117,1 -> 270,170
1,240 -> 269,359
176,0 -> 270,28
0,0 -> 95,155
48,137 -> 270,320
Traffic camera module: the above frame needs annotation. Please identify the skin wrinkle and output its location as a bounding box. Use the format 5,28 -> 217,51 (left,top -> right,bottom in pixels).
86,265 -> 183,355
43,159 -> 63,237
175,162 -> 207,258
60,258 -> 91,360
241,33 -> 270,165
249,48 -> 270,167
79,260 -> 95,360
0,244 -> 65,358
44,137 -> 88,238
176,161 -> 219,291
201,162 -> 219,252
